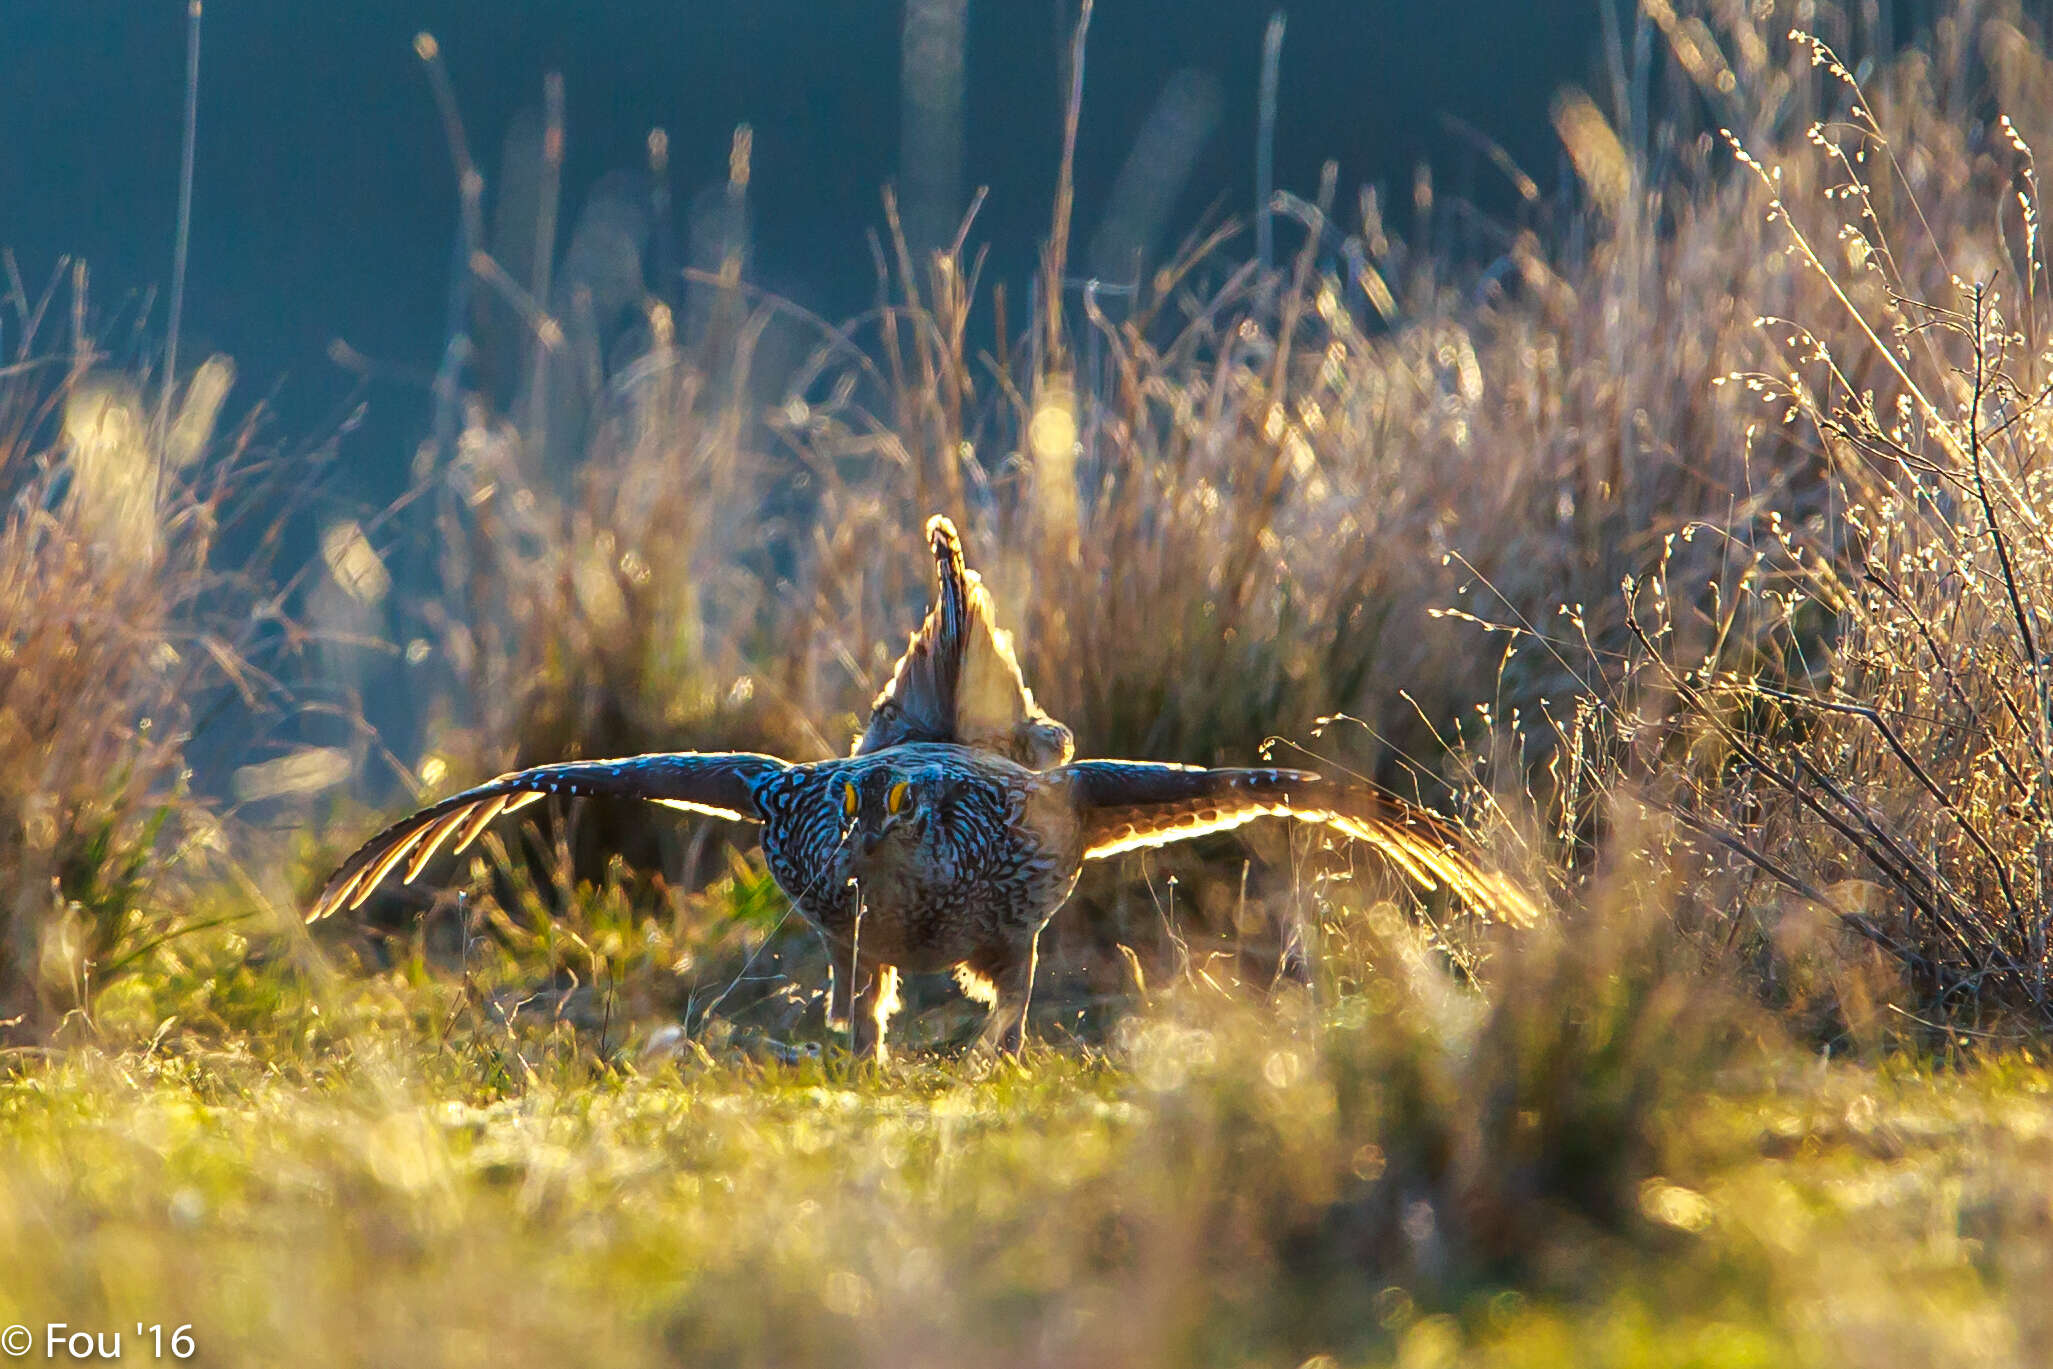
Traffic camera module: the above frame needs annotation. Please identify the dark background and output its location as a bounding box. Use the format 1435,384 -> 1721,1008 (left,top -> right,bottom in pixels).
0,1 -> 1606,501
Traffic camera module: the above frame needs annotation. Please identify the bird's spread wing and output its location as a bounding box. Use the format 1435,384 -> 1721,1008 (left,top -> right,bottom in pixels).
855,515 -> 1073,768
1061,760 -> 1539,926
307,752 -> 790,922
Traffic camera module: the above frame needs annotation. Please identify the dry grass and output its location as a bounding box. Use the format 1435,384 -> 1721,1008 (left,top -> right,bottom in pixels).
1504,7 -> 2053,1033
372,1 -> 2053,1027
0,259 -> 269,1039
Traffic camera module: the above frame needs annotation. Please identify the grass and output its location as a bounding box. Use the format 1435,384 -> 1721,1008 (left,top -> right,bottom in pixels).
0,1021 -> 2046,1366
5,0 -> 2053,1363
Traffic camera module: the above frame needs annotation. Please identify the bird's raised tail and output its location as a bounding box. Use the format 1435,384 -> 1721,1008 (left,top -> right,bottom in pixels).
1059,759 -> 1541,927
854,515 -> 1073,769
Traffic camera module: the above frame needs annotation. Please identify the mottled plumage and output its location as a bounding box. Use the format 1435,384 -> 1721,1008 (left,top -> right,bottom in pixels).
308,517 -> 1537,1057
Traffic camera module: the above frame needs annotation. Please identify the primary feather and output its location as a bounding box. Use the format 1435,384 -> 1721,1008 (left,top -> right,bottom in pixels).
1062,760 -> 1539,927
306,752 -> 786,922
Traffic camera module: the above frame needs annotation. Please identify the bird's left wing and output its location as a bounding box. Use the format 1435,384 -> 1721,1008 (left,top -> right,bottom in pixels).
1061,760 -> 1539,926
307,752 -> 790,922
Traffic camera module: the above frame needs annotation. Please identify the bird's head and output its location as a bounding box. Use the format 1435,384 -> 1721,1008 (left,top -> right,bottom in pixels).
839,769 -> 928,860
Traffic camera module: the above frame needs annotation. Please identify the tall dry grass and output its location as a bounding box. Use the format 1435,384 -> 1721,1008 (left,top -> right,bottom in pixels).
0,260 -> 262,1038
1484,6 -> 2053,1033
360,2 -> 2053,1029
0,0 -> 2001,1046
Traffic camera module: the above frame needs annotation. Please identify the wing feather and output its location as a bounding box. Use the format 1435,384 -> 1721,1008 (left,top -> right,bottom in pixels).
307,751 -> 790,922
403,808 -> 474,884
450,793 -> 513,855
1062,760 -> 1539,926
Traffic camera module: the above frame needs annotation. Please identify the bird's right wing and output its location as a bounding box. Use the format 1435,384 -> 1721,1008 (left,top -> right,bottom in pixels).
307,752 -> 790,922
1061,760 -> 1539,926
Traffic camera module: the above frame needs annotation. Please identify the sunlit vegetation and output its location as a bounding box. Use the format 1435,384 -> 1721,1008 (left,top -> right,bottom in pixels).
3,2 -> 2053,1364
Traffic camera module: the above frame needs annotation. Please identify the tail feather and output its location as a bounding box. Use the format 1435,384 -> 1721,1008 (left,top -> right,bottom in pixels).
854,515 -> 1074,769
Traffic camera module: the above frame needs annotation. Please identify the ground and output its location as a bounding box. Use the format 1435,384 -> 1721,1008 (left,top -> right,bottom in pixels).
0,1010 -> 2045,1367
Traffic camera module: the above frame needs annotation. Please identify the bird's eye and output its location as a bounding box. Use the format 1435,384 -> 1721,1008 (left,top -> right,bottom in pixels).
887,779 -> 912,815
842,781 -> 859,818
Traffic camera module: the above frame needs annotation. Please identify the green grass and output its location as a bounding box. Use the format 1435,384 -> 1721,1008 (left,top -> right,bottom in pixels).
0,1031 -> 2046,1368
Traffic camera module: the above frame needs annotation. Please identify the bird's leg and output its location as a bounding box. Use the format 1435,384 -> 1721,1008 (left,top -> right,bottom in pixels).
825,957 -> 853,1032
823,933 -> 897,1059
969,934 -> 1039,1056
849,962 -> 901,1062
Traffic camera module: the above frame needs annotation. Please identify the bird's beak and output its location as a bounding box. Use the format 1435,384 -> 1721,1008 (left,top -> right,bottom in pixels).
858,813 -> 906,856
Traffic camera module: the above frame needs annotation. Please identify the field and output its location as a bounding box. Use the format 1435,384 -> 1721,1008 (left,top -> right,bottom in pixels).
5,2 -> 2053,1364
0,1034 -> 2048,1366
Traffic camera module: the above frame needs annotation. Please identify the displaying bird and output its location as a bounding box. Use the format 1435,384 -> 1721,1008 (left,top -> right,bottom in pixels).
308,518 -> 1536,1058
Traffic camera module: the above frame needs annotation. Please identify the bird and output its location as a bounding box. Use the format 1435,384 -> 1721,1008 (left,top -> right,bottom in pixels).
307,518 -> 1537,1059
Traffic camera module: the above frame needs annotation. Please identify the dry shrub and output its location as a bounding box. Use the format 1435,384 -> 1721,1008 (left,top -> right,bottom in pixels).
1476,7 -> 2053,1033
1645,172 -> 2053,1025
1332,2 -> 2053,1034
0,262 -> 255,1038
